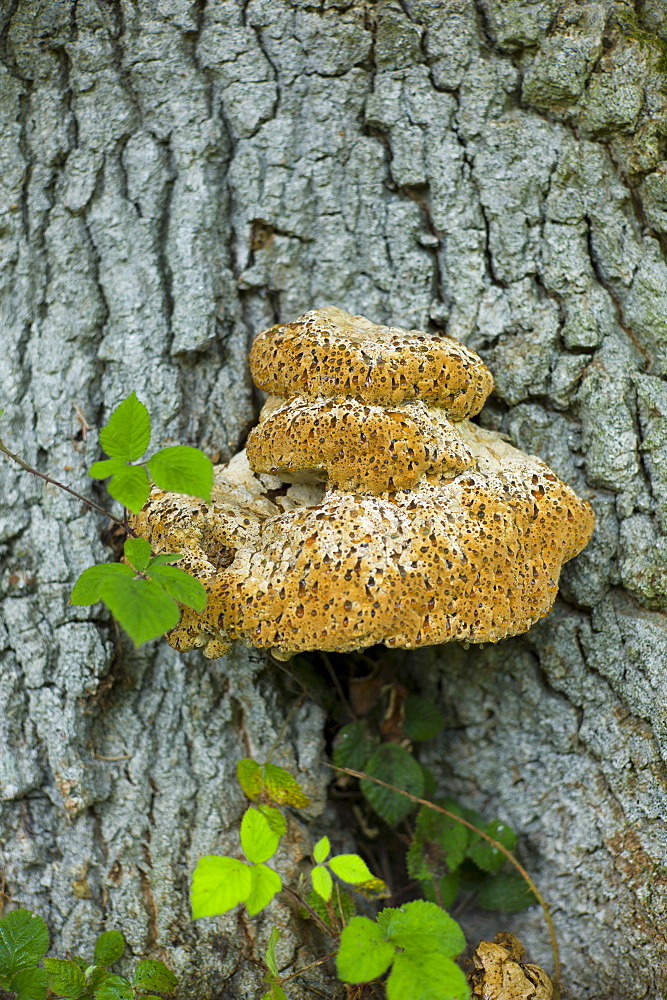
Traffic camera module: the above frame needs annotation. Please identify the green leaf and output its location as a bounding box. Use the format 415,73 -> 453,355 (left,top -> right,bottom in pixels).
94,930 -> 126,967
98,575 -> 180,646
147,553 -> 183,566
0,909 -> 49,979
311,865 -> 333,901
409,803 -> 469,881
147,446 -> 213,500
313,836 -> 330,865
88,458 -> 126,480
240,808 -> 281,864
132,960 -> 177,993
86,967 -> 110,993
377,901 -> 465,959
105,464 -> 151,514
191,856 -> 253,918
94,973 -> 134,1000
403,696 -> 444,742
386,951 -> 470,1000
423,872 -> 460,909
99,393 -> 151,461
336,917 -> 395,984
257,805 -> 287,840
332,722 -> 378,771
262,986 -> 287,1000
145,565 -> 207,612
265,927 -> 281,978
262,763 -> 310,808
360,744 -> 424,826
237,759 -> 263,799
305,888 -> 356,928
475,872 -> 537,912
245,864 -> 282,916
123,537 -> 152,573
328,854 -> 374,885
70,563 -> 134,606
467,820 -> 517,875
44,958 -> 86,998
9,967 -> 48,1000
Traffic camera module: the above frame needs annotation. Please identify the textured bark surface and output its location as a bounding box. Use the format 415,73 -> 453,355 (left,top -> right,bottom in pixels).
1,1 -> 666,998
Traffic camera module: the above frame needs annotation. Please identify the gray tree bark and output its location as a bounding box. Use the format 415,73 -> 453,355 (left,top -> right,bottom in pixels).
1,1 -> 666,997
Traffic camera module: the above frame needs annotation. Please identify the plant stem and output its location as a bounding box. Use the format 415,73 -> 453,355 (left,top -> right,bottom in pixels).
325,762 -> 561,999
280,951 -> 337,983
282,885 -> 339,939
0,439 -> 137,536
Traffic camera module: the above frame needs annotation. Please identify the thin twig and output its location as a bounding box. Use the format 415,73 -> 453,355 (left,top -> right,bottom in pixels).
280,950 -> 337,983
320,651 -> 353,718
324,761 -> 561,998
0,439 -> 136,536
282,885 -> 339,940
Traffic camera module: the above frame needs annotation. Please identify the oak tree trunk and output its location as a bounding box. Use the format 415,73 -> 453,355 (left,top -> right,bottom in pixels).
1,1 -> 667,997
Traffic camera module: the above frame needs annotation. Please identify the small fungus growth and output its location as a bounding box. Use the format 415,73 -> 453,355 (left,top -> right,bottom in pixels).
131,307 -> 595,659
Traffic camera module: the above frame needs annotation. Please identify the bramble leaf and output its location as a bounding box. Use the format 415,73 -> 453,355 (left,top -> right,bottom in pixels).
147,553 -> 182,566
94,973 -> 133,1000
257,805 -> 287,840
245,864 -> 282,916
467,820 -> 517,875
332,722 -> 378,771
145,565 -> 207,612
265,927 -> 281,978
336,917 -> 394,984
70,563 -> 134,606
87,967 -> 110,993
99,393 -> 151,462
409,802 -> 469,881
360,744 -> 424,826
313,836 -> 330,865
191,856 -> 253,918
240,808 -> 281,864
98,575 -> 180,646
237,759 -> 263,799
94,929 -> 126,966
147,446 -> 213,500
105,464 -> 151,514
386,951 -> 469,1000
352,877 -> 390,898
8,966 -> 47,1000
43,958 -> 86,998
305,888 -> 356,928
377,900 -> 465,959
328,854 -> 374,886
403,696 -> 444,742
132,960 -> 177,993
0,909 -> 49,979
262,763 -> 310,808
88,458 -> 126,480
476,872 -> 537,912
123,537 -> 151,573
261,986 -> 287,1000
418,869 -> 460,909
311,865 -> 333,902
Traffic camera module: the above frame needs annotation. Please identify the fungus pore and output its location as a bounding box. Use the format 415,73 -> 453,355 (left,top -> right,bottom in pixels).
131,307 -> 595,659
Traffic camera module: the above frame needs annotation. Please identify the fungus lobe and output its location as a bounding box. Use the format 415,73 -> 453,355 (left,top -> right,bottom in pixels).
131,308 -> 595,659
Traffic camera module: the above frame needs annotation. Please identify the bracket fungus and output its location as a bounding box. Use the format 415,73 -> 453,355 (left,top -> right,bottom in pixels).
131,307 -> 595,660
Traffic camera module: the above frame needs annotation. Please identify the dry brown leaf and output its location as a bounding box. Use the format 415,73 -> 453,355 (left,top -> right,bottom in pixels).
469,933 -> 553,1000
